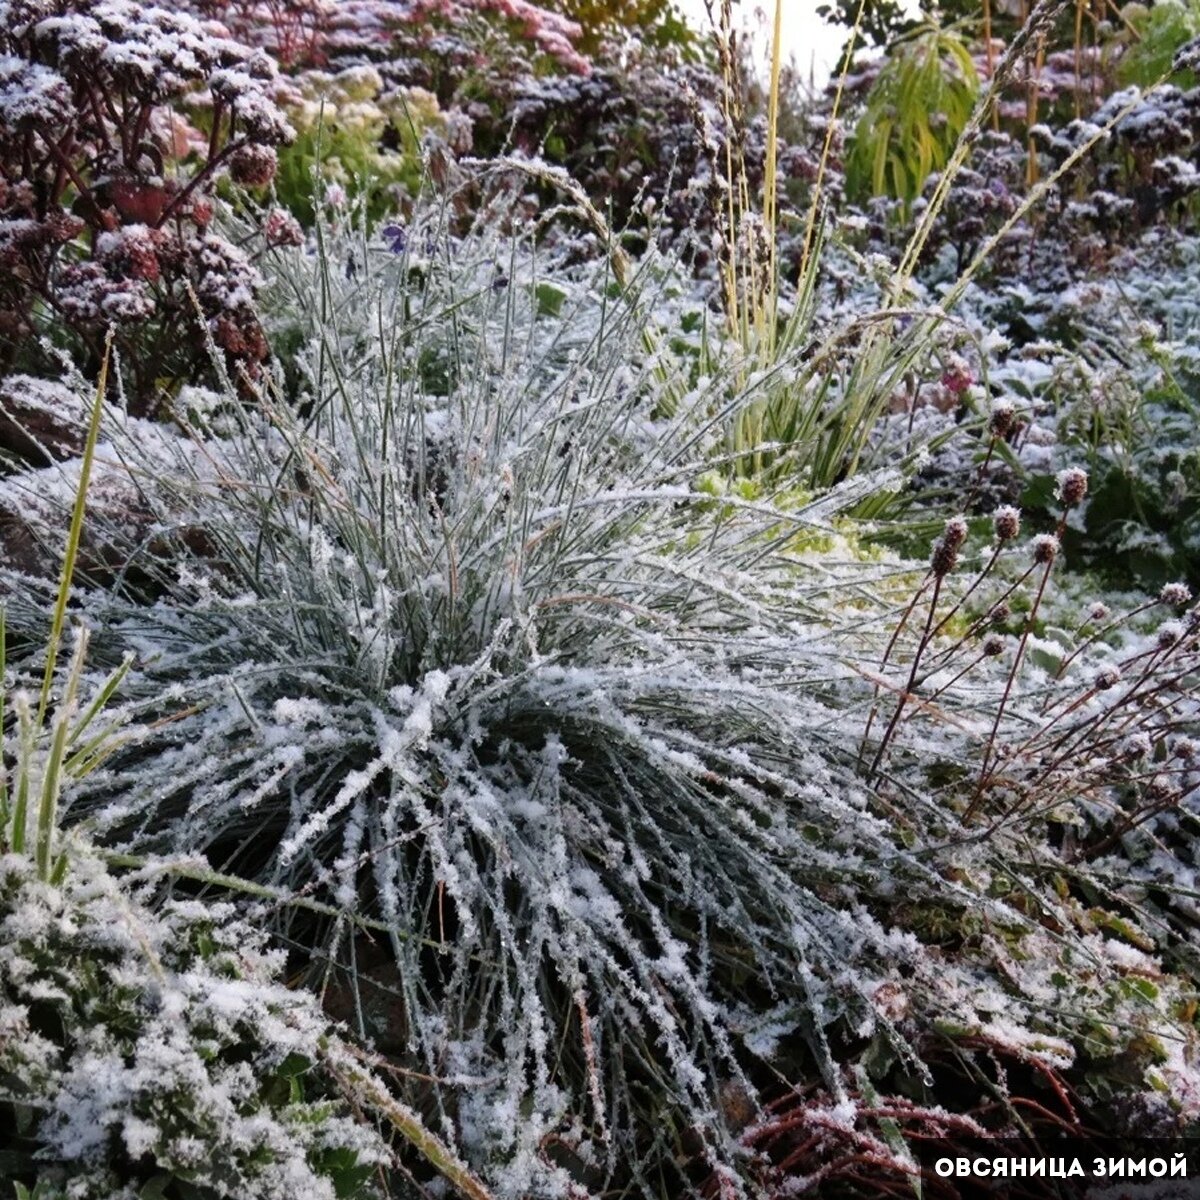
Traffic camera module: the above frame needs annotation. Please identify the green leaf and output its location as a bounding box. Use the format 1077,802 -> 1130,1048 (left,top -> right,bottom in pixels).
1020,473 -> 1057,511
535,282 -> 566,318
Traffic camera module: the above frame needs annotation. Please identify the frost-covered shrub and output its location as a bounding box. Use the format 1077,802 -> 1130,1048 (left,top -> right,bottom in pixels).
1054,367 -> 1200,590
184,0 -> 590,76
0,372 -> 490,1200
28,221 -> 939,1193
0,0 -> 294,407
485,54 -> 769,256
893,228 -> 1200,588
829,26 -> 1200,270
0,554 -> 389,1199
1030,83 -> 1200,245
170,0 -> 611,234
0,218 -> 1190,1195
0,851 -> 391,1200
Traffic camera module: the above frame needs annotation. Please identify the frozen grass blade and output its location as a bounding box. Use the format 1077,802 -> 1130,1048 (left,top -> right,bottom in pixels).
326,1051 -> 497,1200
36,333 -> 111,728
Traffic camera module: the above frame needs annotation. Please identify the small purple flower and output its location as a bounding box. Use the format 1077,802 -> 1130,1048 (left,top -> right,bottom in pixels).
940,362 -> 974,397
382,223 -> 407,254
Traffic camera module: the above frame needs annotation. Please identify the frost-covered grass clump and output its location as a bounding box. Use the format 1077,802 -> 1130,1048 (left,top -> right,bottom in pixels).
35,219 -> 942,1191
1,218 -> 1197,1195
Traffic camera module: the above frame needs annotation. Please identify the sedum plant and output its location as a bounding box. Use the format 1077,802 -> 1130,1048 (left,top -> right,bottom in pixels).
180,0 -> 590,78
0,0 -> 295,407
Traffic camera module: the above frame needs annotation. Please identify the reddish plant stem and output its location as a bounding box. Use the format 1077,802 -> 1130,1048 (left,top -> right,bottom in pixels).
927,650 -> 986,700
858,573 -> 932,767
869,574 -> 944,778
929,545 -> 1002,641
966,555 -> 1055,821
930,563 -> 1037,667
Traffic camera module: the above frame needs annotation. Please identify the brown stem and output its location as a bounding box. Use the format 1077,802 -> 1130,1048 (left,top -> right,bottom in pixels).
159,136 -> 245,227
87,88 -> 113,151
34,127 -> 101,214
965,556 -> 1055,820
130,103 -> 154,167
1043,598 -> 1155,702
961,432 -> 998,513
930,545 -> 1003,641
858,573 -> 932,767
869,574 -> 944,779
1010,663 -> 1193,812
927,650 -> 986,700
931,562 -> 1036,667
1078,790 -> 1182,862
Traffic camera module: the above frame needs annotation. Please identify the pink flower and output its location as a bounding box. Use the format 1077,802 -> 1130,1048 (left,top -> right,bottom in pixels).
263,207 -> 304,247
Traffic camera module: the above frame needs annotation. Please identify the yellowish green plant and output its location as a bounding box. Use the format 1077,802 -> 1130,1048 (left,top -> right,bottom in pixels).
845,22 -> 980,209
711,0 -> 918,490
1,338 -> 132,881
1116,0 -> 1200,87
275,70 -> 448,224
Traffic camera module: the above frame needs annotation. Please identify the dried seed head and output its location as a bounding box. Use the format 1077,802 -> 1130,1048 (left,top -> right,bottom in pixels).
989,400 -> 1016,438
1173,737 -> 1197,762
1093,664 -> 1121,690
1122,732 -> 1152,759
992,505 -> 1021,542
717,1080 -> 756,1132
1089,602 -> 1110,623
228,143 -> 278,187
1160,582 -> 1192,609
982,634 -> 1005,657
1031,534 -> 1060,565
943,516 -> 969,552
1146,776 -> 1178,805
1055,467 -> 1089,507
263,207 -> 303,248
931,537 -> 959,578
1156,621 -> 1183,650
989,601 -> 1011,626
930,516 -> 968,577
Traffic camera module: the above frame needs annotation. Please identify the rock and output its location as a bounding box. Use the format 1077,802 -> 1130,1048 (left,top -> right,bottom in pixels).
0,375 -> 89,468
